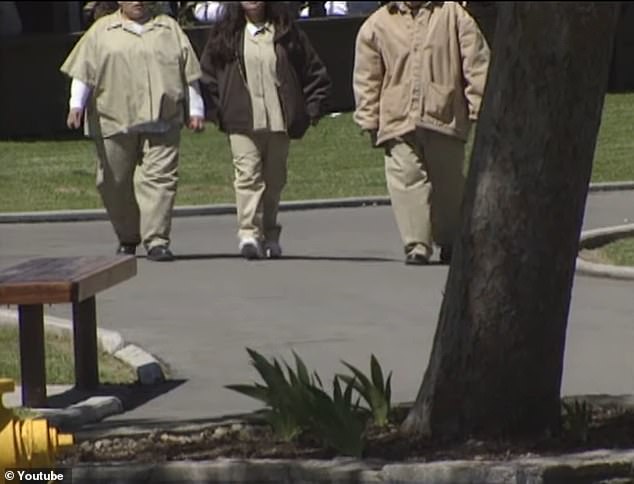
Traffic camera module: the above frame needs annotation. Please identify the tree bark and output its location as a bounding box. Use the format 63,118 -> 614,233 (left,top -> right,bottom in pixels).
464,2 -> 498,48
403,2 -> 620,440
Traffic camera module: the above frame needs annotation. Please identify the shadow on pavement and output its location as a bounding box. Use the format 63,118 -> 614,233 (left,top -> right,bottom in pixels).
168,253 -> 400,263
46,379 -> 187,412
77,409 -> 268,439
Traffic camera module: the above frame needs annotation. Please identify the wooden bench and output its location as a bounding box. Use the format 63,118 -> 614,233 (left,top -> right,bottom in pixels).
0,256 -> 137,408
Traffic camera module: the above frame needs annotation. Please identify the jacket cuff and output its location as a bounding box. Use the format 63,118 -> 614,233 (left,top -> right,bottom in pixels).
306,103 -> 321,122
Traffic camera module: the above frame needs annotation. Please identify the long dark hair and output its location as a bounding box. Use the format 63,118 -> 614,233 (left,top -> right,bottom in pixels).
204,2 -> 299,67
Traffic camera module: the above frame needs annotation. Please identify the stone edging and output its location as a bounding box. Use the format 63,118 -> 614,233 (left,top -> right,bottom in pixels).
62,449 -> 634,483
587,180 -> 634,192
0,197 -> 391,224
576,223 -> 634,280
64,394 -> 634,483
0,308 -> 165,428
0,181 -> 630,225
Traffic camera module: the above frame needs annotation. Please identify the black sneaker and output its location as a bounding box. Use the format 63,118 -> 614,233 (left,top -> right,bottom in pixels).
117,244 -> 137,256
440,246 -> 453,264
147,245 -> 174,262
263,240 -> 282,259
405,253 -> 429,266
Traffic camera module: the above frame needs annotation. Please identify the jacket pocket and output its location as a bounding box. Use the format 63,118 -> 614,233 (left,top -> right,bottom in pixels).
155,46 -> 180,66
424,82 -> 455,124
154,48 -> 184,101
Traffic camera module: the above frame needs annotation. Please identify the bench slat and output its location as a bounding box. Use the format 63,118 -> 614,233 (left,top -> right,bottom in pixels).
75,258 -> 138,302
0,282 -> 73,305
0,256 -> 136,304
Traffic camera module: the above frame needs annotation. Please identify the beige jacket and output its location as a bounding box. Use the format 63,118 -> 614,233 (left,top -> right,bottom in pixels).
353,1 -> 490,145
61,11 -> 202,138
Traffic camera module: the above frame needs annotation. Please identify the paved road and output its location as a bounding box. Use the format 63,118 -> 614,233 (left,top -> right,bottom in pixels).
1,191 -> 633,425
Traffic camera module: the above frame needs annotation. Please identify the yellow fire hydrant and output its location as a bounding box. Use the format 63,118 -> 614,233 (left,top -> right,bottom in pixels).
0,379 -> 73,483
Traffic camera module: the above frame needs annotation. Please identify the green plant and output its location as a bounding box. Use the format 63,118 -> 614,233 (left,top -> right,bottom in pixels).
562,399 -> 594,443
339,354 -> 392,427
225,348 -> 320,441
303,376 -> 366,458
226,348 -> 367,456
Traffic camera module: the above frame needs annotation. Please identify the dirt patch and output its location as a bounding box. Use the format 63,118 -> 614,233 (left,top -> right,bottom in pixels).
578,248 -> 612,264
59,404 -> 634,464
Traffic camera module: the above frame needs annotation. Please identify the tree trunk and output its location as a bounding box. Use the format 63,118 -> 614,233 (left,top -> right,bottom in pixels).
403,2 -> 619,440
464,2 -> 498,48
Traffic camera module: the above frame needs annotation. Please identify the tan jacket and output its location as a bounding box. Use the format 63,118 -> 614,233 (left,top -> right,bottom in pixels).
61,11 -> 202,138
353,1 -> 490,145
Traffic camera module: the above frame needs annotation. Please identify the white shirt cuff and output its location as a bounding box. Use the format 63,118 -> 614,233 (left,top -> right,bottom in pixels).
188,81 -> 205,118
69,78 -> 92,110
193,2 -> 223,22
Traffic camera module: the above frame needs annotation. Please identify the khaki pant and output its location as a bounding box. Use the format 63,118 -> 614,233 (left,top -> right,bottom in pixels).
94,128 -> 180,250
229,132 -> 290,242
384,128 -> 465,258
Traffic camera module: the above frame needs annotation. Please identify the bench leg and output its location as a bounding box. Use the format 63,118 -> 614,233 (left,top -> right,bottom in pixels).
72,297 -> 99,390
18,304 -> 47,408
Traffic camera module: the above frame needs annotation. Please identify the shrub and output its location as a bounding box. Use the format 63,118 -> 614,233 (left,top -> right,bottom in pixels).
339,354 -> 392,427
226,348 -> 366,456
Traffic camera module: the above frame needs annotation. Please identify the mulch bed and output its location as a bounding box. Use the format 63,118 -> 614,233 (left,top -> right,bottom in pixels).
58,404 -> 634,465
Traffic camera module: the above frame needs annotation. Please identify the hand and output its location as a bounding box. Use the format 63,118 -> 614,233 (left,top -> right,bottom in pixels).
66,108 -> 83,129
188,116 -> 205,132
367,129 -> 378,147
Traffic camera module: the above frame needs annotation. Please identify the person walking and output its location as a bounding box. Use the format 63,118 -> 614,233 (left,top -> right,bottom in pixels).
61,1 -> 205,261
353,1 -> 490,265
200,1 -> 331,260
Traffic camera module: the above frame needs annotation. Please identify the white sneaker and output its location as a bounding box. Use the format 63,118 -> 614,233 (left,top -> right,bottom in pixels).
263,240 -> 282,259
239,237 -> 263,260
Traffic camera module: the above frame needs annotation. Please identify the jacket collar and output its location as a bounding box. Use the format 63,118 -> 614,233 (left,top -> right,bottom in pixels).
105,10 -> 172,32
246,21 -> 273,37
235,20 -> 291,45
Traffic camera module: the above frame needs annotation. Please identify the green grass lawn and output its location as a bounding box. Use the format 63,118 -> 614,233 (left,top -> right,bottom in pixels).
0,325 -> 136,384
600,237 -> 634,266
1,93 -> 633,213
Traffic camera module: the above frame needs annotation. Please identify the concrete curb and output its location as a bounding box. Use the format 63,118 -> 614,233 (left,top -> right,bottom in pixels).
38,396 -> 124,429
0,197 -> 391,224
0,309 -> 125,354
0,308 -> 165,428
63,449 -> 634,483
587,181 -> 634,192
114,344 -> 165,386
0,181 -> 629,225
576,224 -> 634,280
65,395 -> 634,483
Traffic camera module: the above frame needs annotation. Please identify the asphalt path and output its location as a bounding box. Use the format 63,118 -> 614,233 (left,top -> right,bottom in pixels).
1,190 -> 633,424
